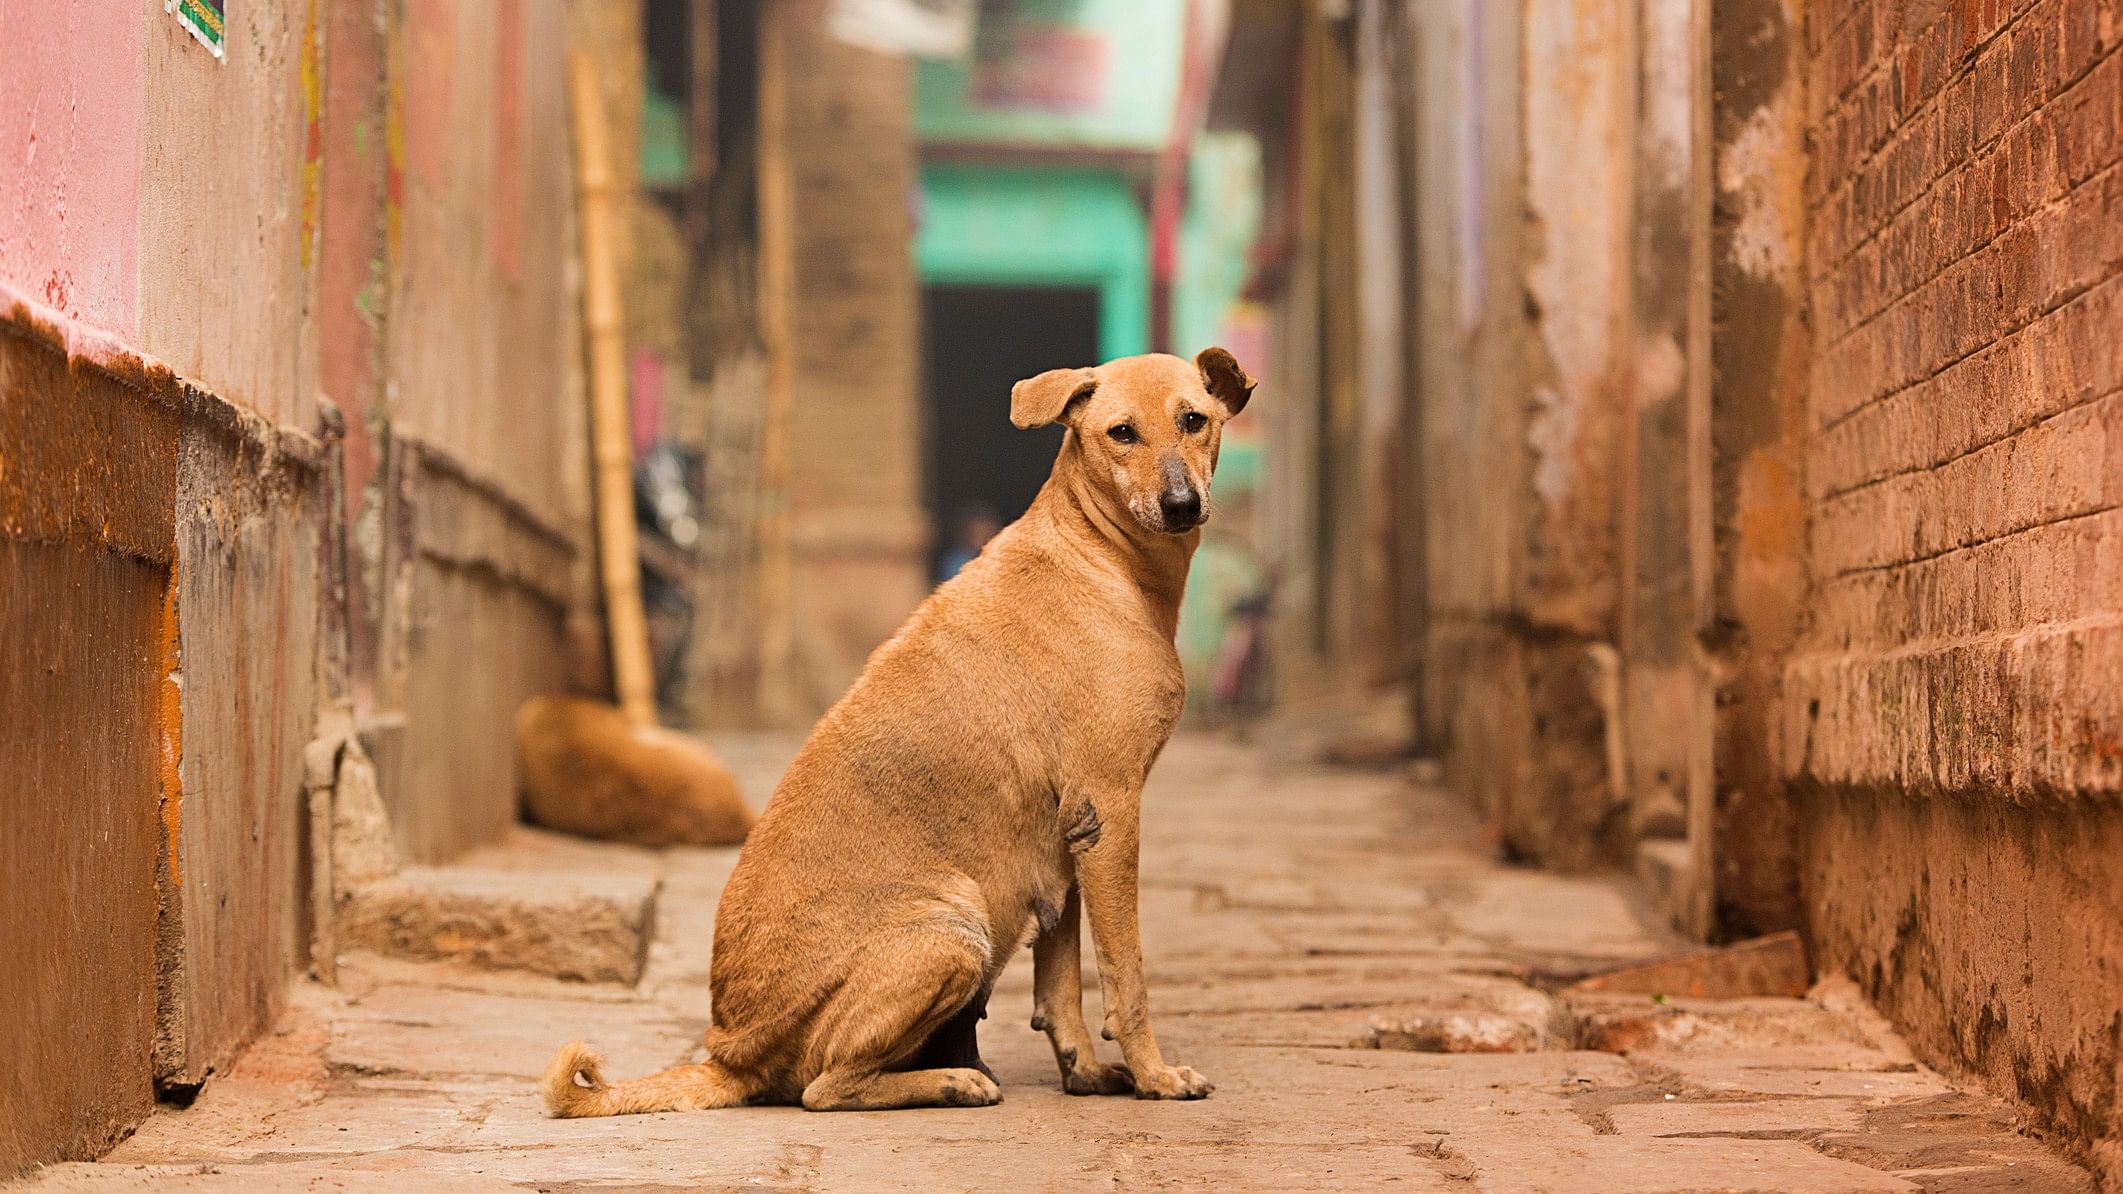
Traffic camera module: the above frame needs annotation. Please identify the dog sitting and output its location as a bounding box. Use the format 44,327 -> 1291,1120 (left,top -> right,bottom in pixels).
543,347 -> 1255,1113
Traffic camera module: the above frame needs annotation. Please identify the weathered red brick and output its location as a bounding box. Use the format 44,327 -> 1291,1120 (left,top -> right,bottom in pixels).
1811,0 -> 2116,302
1813,156 -> 2123,430
1795,2 -> 2123,1177
1812,392 -> 2120,577
1810,269 -> 2123,499
1809,507 -> 2123,653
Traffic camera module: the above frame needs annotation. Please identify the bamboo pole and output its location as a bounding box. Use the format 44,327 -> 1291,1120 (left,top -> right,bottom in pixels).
568,50 -> 658,727
753,0 -> 798,725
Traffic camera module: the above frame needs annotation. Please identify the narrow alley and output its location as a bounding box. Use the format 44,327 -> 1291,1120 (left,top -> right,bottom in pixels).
20,737 -> 2090,1192
8,0 -> 2123,1189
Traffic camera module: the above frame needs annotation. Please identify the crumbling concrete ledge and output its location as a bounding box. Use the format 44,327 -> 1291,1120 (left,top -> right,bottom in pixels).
336,866 -> 657,985
308,727 -> 661,987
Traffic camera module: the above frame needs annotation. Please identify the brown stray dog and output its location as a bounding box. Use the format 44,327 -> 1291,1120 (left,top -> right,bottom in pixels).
542,348 -> 1255,1114
516,695 -> 755,847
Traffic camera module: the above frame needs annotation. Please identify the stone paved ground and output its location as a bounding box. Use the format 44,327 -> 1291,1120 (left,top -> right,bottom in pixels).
20,736 -> 2093,1192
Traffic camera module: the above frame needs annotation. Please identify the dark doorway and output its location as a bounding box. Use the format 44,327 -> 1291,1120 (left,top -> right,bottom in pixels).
921,285 -> 1101,580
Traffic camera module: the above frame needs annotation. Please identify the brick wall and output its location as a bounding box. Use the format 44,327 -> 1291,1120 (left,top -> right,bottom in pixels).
1790,1 -> 2123,1178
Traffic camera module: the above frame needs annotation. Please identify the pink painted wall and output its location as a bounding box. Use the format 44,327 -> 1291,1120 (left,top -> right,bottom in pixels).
0,0 -> 145,338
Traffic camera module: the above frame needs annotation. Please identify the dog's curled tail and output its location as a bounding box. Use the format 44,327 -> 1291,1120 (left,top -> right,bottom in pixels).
541,1041 -> 752,1117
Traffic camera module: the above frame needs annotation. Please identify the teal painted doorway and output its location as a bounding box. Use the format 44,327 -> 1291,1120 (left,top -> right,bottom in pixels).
915,165 -> 1150,363
921,285 -> 1100,581
916,165 -> 1151,579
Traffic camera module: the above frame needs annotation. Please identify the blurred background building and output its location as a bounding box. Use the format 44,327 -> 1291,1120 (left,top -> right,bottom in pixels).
5,0 -> 2121,1182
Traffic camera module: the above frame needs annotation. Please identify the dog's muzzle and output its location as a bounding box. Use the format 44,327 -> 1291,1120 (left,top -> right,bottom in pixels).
1158,457 -> 1203,531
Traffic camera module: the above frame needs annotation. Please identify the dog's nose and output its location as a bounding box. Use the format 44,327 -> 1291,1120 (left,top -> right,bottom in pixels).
1160,486 -> 1202,529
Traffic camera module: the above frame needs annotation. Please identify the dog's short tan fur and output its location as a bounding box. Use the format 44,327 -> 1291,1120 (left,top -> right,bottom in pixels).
517,695 -> 755,847
543,348 -> 1255,1115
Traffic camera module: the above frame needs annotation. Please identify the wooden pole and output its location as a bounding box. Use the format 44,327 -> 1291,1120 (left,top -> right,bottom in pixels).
568,50 -> 659,727
753,0 -> 798,725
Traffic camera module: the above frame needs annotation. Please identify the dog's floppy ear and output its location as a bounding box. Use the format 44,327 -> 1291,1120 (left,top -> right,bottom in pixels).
1010,367 -> 1097,429
1196,347 -> 1255,417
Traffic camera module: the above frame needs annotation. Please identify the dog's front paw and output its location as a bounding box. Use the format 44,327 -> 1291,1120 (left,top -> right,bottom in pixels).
1062,1060 -> 1135,1096
1131,1064 -> 1213,1100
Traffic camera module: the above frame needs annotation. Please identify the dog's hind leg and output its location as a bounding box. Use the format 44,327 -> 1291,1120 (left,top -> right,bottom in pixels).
899,983 -> 995,1081
799,897 -> 1000,1111
803,1061 -> 998,1111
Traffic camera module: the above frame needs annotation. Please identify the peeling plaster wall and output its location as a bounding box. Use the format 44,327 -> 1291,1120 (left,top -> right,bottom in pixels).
1709,0 -> 1808,938
1520,0 -> 1630,634
1418,0 -> 1637,869
1355,1 -> 1410,688
1620,0 -> 1710,923
316,0 -> 389,710
125,3 -> 328,1097
388,0 -> 577,516
379,0 -> 588,860
1412,0 -> 1533,852
0,296 -> 325,1142
1,0 -> 591,1169
1,0 -> 329,1150
156,416 -> 321,1090
385,447 -> 575,860
1790,0 -> 2123,1178
138,0 -> 319,429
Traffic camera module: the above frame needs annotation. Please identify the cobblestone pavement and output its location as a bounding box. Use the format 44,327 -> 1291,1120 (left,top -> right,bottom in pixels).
20,736 -> 2092,1192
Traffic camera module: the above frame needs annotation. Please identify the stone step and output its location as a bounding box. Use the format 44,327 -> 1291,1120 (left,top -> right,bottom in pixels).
335,833 -> 661,986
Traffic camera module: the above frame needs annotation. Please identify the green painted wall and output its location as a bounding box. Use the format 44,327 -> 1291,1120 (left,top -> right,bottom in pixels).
914,0 -> 1186,152
915,165 -> 1149,360
1171,133 -> 1263,362
1171,131 -> 1265,498
639,83 -> 687,188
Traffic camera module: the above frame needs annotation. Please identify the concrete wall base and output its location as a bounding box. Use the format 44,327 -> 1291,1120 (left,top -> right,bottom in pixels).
1798,788 -> 2123,1183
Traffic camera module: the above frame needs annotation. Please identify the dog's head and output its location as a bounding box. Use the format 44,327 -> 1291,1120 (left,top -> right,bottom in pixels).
1011,348 -> 1256,535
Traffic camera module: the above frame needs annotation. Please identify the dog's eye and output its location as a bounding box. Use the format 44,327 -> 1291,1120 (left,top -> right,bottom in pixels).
1182,411 -> 1208,434
1107,424 -> 1137,444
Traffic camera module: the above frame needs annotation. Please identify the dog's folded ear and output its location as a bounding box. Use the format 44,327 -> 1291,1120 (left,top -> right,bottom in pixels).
1010,367 -> 1098,430
1196,347 -> 1256,417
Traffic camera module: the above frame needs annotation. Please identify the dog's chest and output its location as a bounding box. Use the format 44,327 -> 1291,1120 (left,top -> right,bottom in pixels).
1065,627 -> 1186,739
